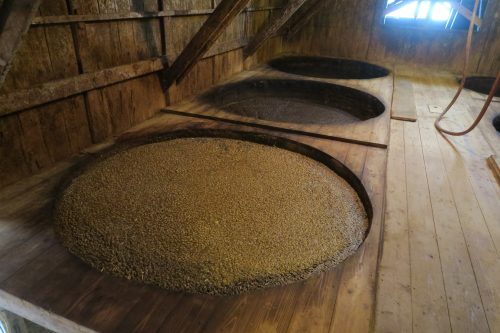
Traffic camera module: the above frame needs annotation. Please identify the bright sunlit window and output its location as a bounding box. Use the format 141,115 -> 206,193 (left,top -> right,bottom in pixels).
383,0 -> 488,31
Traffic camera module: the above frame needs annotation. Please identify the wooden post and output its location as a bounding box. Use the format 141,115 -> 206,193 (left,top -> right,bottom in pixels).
162,0 -> 251,89
0,0 -> 42,88
243,0 -> 308,58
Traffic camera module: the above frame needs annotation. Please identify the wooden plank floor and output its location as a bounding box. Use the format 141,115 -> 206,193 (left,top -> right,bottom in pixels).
0,114 -> 387,333
1,69 -> 499,333
375,69 -> 500,333
166,65 -> 393,148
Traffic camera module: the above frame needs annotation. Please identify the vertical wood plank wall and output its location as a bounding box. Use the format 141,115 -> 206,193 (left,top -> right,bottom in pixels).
0,0 -> 286,188
283,0 -> 500,75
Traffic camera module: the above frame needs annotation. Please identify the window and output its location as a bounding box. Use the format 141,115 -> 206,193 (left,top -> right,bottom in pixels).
383,0 -> 488,31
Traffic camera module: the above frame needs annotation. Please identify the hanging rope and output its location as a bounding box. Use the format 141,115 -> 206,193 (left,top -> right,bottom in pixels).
434,0 -> 500,136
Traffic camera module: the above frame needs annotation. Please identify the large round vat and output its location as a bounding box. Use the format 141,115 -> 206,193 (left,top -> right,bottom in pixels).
464,76 -> 500,97
268,56 -> 390,79
199,79 -> 385,125
54,130 -> 372,295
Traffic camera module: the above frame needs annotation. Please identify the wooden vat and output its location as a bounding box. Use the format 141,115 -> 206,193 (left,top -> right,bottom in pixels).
268,56 -> 390,80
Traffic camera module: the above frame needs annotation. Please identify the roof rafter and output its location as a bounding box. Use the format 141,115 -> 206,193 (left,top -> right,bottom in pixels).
244,0 -> 309,58
162,0 -> 251,89
281,0 -> 326,39
0,0 -> 42,88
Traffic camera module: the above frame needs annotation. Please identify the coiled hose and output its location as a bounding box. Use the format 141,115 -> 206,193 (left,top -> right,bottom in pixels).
434,0 -> 500,136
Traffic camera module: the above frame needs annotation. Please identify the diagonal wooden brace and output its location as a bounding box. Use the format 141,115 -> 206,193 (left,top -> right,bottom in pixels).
0,0 -> 42,88
244,0 -> 309,58
162,0 -> 251,89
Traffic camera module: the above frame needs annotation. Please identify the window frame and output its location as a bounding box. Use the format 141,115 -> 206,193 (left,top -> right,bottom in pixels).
378,0 -> 488,32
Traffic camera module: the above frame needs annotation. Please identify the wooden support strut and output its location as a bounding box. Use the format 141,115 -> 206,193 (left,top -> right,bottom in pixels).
281,0 -> 326,39
0,0 -> 42,88
244,0 -> 309,58
0,58 -> 165,117
29,7 -> 282,26
162,0 -> 251,89
0,38 -> 249,117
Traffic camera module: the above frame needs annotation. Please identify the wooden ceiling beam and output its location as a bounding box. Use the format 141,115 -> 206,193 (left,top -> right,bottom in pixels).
0,58 -> 165,117
282,0 -> 326,39
162,0 -> 251,89
0,0 -> 42,88
244,0 -> 309,58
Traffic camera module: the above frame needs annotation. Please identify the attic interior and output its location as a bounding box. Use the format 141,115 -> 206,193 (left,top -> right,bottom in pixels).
0,0 -> 499,332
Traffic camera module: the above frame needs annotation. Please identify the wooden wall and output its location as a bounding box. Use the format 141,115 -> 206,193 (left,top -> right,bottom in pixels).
283,0 -> 500,75
0,0 -> 285,188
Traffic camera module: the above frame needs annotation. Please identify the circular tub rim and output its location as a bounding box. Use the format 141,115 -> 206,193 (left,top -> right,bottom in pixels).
199,78 -> 386,122
462,76 -> 500,97
53,129 -> 374,293
268,55 -> 391,80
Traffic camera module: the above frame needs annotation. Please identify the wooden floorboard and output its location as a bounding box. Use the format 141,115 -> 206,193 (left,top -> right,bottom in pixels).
375,120 -> 412,333
391,76 -> 418,122
405,119 -> 451,332
375,69 -> 500,333
161,109 -> 388,148
419,118 -> 489,332
330,144 -> 387,333
285,268 -> 342,333
434,128 -> 500,332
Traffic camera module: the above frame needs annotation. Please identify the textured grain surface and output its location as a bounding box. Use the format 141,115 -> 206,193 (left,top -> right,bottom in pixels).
54,138 -> 367,294
218,97 -> 360,124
